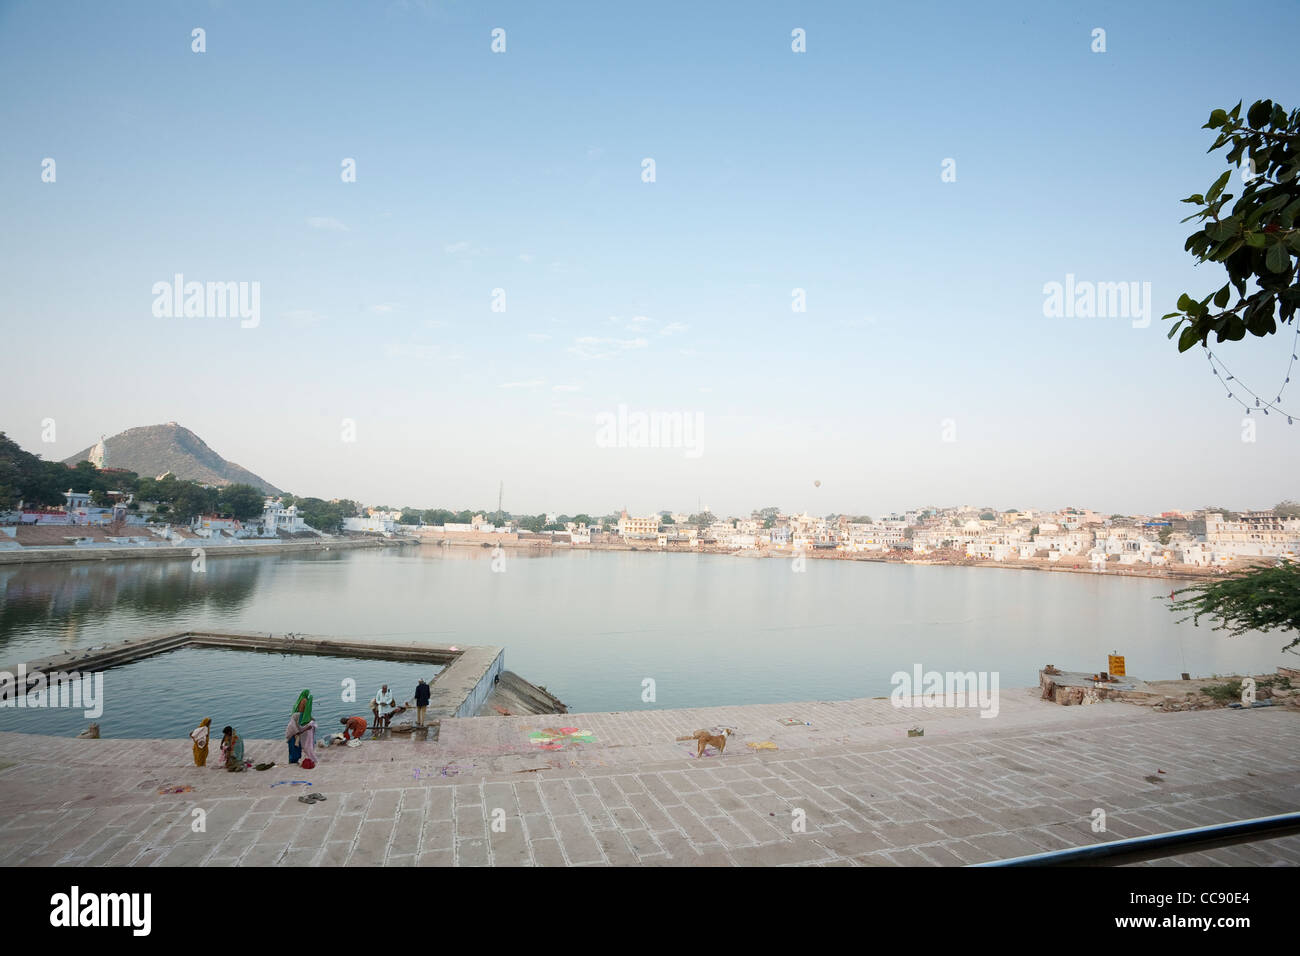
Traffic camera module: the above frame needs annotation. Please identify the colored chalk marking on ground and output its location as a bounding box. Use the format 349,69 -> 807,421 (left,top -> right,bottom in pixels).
529,727 -> 595,749
747,741 -> 778,751
778,717 -> 802,726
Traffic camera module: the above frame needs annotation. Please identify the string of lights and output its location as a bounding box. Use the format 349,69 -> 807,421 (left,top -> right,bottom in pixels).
1203,324 -> 1299,424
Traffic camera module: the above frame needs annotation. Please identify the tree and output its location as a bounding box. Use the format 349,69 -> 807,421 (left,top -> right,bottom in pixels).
1203,505 -> 1238,519
661,515 -> 675,525
1276,500 -> 1300,518
1169,561 -> 1300,652
1165,100 -> 1300,353
572,514 -> 593,527
218,483 -> 265,520
171,484 -> 219,522
399,508 -> 423,525
296,497 -> 343,533
0,432 -> 73,507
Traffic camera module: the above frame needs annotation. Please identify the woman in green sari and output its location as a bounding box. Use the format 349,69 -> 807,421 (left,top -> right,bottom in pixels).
220,725 -> 245,771
288,689 -> 318,768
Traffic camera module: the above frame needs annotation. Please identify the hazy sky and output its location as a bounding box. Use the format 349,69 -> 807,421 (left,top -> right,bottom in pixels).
2,0 -> 1298,517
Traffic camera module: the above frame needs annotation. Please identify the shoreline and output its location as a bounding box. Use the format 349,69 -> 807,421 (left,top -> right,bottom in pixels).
0,528 -> 1244,582
420,537 -> 1234,582
0,534 -> 414,566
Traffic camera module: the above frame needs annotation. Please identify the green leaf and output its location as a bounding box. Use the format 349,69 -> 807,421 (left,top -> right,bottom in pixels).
1212,238 -> 1245,261
1206,171 -> 1232,203
1206,108 -> 1228,128
1213,284 -> 1231,308
1177,293 -> 1195,311
1178,326 -> 1200,352
1247,100 -> 1272,127
1266,240 -> 1291,273
1281,198 -> 1300,228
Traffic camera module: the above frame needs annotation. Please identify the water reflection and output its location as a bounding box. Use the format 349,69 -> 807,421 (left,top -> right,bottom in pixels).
0,555 -> 266,654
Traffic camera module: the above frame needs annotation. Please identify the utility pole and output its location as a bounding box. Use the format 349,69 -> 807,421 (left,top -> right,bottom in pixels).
497,480 -> 503,525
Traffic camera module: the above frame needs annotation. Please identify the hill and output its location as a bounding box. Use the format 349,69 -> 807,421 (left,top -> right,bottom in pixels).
63,423 -> 282,495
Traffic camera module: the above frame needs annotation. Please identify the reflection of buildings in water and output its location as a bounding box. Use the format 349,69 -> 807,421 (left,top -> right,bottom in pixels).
0,557 -> 266,640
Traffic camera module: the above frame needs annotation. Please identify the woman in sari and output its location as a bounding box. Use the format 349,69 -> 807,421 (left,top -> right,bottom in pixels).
287,689 -> 318,767
190,717 -> 211,766
220,725 -> 245,772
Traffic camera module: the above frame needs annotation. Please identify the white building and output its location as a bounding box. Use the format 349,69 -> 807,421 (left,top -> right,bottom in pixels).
261,500 -> 309,535
1204,512 -> 1300,557
344,514 -> 397,533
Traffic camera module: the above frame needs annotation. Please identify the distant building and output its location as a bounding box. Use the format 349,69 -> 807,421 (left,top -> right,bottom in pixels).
617,510 -> 659,538
261,500 -> 308,534
344,514 -> 397,533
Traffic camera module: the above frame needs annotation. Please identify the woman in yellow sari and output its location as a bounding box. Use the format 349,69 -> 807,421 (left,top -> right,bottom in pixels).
190,717 -> 212,766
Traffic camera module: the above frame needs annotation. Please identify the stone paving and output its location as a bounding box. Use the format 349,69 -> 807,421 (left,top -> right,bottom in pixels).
1,688 -> 1297,866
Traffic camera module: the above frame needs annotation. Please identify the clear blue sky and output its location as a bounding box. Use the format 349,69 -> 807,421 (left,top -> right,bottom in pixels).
2,0 -> 1297,516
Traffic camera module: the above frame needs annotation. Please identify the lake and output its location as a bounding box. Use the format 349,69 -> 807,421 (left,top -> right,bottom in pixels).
0,546 -> 1290,738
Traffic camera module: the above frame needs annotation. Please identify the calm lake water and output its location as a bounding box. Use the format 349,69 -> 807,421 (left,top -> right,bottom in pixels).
0,546 -> 1291,738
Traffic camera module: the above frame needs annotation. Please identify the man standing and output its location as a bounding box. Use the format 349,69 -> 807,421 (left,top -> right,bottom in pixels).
374,684 -> 397,733
414,676 -> 432,727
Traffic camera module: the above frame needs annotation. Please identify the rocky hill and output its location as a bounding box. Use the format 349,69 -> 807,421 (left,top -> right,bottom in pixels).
63,423 -> 282,495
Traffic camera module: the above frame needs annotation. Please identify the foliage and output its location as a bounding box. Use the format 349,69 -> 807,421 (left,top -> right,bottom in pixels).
1276,499 -> 1300,518
0,432 -> 75,508
1166,100 -> 1300,352
1169,561 -> 1300,651
217,483 -> 266,520
295,497 -> 348,533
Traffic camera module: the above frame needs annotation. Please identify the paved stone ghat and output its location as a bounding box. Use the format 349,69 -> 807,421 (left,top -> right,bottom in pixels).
0,630 -> 506,720
1,689 -> 1296,866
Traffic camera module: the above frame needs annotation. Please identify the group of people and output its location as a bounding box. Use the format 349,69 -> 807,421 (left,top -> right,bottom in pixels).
189,718 -> 247,772
369,677 -> 433,731
186,677 -> 435,771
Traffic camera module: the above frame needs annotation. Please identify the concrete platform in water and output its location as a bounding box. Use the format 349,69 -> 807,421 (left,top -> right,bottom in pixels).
0,629 -> 565,721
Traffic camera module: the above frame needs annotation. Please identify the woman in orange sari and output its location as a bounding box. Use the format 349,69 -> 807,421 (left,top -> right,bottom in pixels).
190,717 -> 212,766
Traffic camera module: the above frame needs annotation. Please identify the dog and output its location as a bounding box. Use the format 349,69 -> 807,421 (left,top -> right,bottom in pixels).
676,728 -> 732,758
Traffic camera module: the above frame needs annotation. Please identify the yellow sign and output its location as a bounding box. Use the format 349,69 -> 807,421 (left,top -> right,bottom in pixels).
1108,654 -> 1126,677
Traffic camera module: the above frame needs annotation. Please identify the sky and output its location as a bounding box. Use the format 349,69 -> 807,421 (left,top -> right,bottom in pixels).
1,0 -> 1298,518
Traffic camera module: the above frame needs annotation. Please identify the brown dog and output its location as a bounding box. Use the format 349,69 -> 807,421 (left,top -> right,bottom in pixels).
676,728 -> 732,757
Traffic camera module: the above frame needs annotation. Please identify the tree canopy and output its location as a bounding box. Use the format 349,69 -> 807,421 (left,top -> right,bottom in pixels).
1166,100 -> 1300,352
1169,561 -> 1300,652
